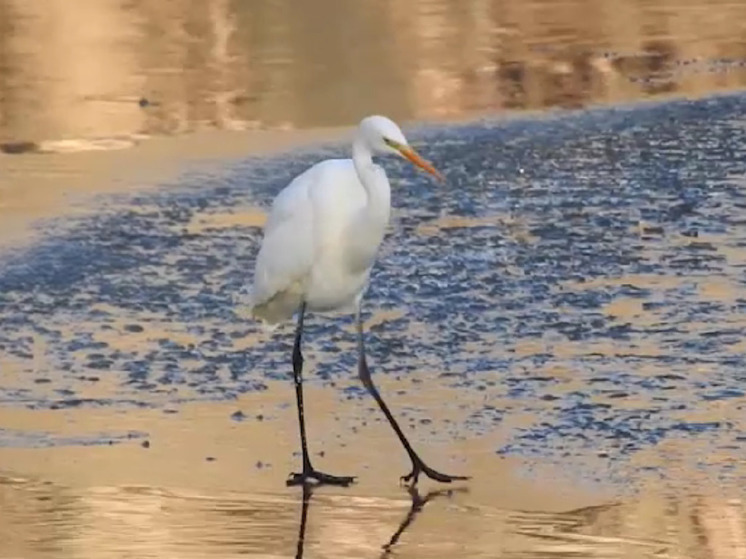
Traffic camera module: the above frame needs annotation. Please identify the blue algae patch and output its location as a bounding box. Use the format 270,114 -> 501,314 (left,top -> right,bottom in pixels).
0,428 -> 148,448
31,398 -> 157,410
1,93 -> 746,477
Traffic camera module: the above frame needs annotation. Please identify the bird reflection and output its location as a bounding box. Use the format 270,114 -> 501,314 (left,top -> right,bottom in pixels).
295,484 -> 313,559
294,484 -> 466,558
380,486 -> 465,557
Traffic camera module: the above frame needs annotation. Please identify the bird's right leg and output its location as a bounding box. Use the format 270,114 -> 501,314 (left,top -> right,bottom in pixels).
287,302 -> 355,487
355,304 -> 468,486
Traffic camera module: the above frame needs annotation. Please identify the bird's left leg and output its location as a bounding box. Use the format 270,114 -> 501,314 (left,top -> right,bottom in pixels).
287,302 -> 355,487
355,303 -> 469,486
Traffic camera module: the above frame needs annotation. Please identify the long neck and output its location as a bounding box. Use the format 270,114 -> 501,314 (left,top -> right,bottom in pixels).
352,136 -> 391,224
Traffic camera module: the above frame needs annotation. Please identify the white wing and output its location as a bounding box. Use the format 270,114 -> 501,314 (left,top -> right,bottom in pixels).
249,170 -> 315,323
249,158 -> 367,324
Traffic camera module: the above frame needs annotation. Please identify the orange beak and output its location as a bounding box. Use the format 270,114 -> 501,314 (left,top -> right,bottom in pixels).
397,146 -> 445,182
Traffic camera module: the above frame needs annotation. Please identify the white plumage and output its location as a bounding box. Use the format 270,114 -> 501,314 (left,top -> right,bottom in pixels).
250,115 -> 440,324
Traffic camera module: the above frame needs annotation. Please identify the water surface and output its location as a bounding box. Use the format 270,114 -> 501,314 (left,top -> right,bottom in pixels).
2,0 -> 746,145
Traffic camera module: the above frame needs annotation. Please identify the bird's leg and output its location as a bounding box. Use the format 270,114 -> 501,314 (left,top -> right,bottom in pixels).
287,302 -> 355,487
355,306 -> 469,486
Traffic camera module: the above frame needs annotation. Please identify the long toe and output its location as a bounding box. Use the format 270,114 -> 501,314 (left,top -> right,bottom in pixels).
401,459 -> 469,486
286,472 -> 308,487
421,464 -> 469,484
287,470 -> 356,487
314,471 -> 356,486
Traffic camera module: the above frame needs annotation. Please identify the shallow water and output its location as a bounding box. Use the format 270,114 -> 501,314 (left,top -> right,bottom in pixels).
4,475 -> 746,559
3,0 -> 746,146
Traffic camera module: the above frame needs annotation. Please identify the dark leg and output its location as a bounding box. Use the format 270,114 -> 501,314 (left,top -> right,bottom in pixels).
287,302 -> 355,487
356,305 -> 469,486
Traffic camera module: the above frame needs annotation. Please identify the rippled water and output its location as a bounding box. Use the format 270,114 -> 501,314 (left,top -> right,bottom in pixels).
3,0 -> 746,146
3,477 -> 746,559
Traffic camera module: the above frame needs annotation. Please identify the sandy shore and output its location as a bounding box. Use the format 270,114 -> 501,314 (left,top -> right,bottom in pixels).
0,378 -> 593,509
0,126 -> 354,251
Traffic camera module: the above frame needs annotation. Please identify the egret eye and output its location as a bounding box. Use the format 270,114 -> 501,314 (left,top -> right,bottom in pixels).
383,137 -> 399,149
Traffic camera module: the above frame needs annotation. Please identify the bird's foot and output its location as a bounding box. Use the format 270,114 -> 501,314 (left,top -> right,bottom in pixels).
400,459 -> 469,487
287,468 -> 356,487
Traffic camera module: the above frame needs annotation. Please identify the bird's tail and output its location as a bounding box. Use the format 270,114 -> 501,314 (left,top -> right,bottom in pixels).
235,285 -> 298,331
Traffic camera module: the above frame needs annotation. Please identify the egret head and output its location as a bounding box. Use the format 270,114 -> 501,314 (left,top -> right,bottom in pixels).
359,115 -> 444,181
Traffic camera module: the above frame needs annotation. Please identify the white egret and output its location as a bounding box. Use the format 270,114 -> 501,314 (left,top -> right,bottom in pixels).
250,115 -> 467,487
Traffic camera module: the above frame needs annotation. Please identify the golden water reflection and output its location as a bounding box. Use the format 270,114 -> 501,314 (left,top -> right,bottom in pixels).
2,0 -> 746,145
2,476 -> 746,559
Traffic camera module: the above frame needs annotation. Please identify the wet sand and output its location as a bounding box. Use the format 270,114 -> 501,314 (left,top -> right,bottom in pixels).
1,379 -> 743,559
0,342 -> 607,558
0,126 -> 350,251
0,380 -> 585,505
